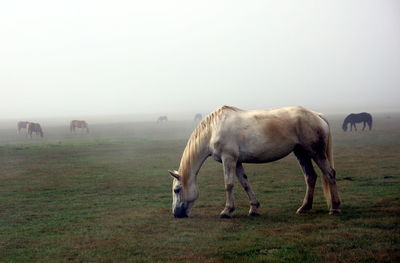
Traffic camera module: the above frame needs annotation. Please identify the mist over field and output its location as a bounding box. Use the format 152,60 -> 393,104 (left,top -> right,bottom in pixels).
1,0 -> 399,122
1,3 -> 400,261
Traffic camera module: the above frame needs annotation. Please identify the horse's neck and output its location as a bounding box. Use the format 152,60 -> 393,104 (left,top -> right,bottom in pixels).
179,137 -> 211,186
191,149 -> 209,177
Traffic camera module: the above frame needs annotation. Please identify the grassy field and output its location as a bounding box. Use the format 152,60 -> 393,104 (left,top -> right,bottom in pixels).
0,114 -> 399,262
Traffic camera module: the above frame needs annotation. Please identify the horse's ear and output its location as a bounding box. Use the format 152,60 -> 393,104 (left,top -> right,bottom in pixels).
168,170 -> 180,180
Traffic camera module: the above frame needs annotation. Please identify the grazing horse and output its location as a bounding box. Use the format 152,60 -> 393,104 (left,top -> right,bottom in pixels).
17,121 -> 30,133
342,112 -> 372,131
157,116 -> 168,123
70,120 -> 89,133
169,106 -> 340,218
27,122 -> 43,138
194,113 -> 202,122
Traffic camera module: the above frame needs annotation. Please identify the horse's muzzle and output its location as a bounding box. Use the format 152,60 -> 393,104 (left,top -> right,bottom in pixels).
173,206 -> 188,218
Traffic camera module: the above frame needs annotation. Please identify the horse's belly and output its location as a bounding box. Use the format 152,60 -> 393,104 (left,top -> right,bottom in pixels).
238,141 -> 295,163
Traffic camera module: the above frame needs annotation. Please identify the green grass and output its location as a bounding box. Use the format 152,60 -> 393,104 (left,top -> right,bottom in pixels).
0,115 -> 399,262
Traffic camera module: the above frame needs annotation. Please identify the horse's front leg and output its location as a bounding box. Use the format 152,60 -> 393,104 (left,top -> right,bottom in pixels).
220,155 -> 237,218
236,163 -> 260,216
362,122 -> 366,131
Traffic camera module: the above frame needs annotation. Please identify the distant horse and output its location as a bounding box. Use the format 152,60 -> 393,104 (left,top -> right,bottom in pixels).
194,113 -> 202,122
27,122 -> 43,138
157,116 -> 168,123
342,112 -> 372,131
17,121 -> 30,133
169,106 -> 340,218
70,120 -> 89,133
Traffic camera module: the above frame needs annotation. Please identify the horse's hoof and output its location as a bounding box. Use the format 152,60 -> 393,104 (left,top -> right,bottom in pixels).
220,213 -> 232,219
249,211 -> 260,217
296,208 -> 310,214
329,209 -> 341,215
296,207 -> 311,214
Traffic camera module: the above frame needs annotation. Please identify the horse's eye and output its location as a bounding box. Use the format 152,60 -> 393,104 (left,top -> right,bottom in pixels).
174,188 -> 181,194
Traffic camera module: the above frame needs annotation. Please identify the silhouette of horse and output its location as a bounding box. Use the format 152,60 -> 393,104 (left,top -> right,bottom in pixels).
169,105 -> 340,218
27,123 -> 43,138
70,120 -> 89,133
342,113 -> 372,131
17,121 -> 30,133
157,116 -> 168,123
194,113 -> 202,122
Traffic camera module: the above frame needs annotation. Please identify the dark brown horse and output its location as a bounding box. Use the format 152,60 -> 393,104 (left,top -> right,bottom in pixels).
27,123 -> 43,138
342,113 -> 372,131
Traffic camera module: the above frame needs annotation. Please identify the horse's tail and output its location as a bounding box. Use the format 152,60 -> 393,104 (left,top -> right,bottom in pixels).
318,114 -> 333,207
369,114 -> 373,130
27,122 -> 32,138
70,121 -> 74,132
39,126 -> 44,138
325,123 -> 334,169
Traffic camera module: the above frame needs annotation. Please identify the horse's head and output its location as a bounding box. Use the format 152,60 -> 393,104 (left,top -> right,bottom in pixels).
342,122 -> 348,131
169,170 -> 199,218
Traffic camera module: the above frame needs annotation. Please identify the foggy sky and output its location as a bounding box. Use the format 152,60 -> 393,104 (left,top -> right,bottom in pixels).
1,0 -> 399,120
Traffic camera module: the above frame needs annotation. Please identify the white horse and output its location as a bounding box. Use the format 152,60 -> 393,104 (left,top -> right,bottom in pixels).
169,106 -> 340,218
70,120 -> 89,133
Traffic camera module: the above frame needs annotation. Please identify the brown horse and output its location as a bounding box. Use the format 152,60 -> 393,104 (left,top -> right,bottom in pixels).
27,123 -> 43,138
169,106 -> 340,218
17,121 -> 30,133
70,120 -> 89,133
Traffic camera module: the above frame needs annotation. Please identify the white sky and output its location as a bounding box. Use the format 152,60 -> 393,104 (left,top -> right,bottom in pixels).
1,0 -> 399,119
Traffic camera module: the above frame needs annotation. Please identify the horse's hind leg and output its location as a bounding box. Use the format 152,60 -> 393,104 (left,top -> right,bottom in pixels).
236,163 -> 260,216
294,146 -> 318,214
313,154 -> 341,214
362,122 -> 366,131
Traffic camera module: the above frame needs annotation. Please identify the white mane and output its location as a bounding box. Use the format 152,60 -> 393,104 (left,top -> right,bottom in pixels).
179,106 -> 239,187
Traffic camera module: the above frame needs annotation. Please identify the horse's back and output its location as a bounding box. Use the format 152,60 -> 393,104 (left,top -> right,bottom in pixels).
361,112 -> 372,121
71,120 -> 87,127
348,112 -> 372,122
210,106 -> 327,163
17,121 -> 28,129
